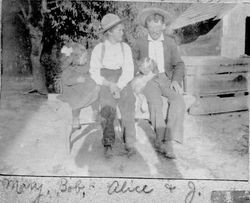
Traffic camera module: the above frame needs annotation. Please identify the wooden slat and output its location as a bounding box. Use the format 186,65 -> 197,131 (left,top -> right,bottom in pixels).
189,95 -> 249,115
186,72 -> 248,95
183,56 -> 250,75
186,64 -> 250,76
183,56 -> 250,66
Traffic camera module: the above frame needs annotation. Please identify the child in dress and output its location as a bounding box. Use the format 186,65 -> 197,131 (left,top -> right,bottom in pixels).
58,42 -> 100,129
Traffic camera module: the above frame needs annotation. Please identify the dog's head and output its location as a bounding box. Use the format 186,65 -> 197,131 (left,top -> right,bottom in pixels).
137,57 -> 158,75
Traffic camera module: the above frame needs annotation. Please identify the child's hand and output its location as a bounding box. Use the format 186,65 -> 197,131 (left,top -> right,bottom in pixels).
77,76 -> 85,83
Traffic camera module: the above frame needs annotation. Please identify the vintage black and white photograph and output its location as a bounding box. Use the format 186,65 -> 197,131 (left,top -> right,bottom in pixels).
0,0 -> 249,180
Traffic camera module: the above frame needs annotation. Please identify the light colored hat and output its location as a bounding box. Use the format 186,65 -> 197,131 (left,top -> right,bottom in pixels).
137,7 -> 172,27
100,13 -> 126,33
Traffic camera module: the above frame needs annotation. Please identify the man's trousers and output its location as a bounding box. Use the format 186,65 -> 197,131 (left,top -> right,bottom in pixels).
143,73 -> 185,144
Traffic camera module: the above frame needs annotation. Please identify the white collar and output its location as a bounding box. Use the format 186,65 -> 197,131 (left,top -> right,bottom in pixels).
148,34 -> 164,42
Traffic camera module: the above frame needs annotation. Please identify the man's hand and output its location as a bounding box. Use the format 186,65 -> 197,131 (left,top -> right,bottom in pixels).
170,81 -> 183,94
109,82 -> 120,99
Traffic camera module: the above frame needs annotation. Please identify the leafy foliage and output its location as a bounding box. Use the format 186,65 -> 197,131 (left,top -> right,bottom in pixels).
44,0 -> 115,48
17,1 -> 191,92
41,1 -> 116,92
44,1 -> 190,49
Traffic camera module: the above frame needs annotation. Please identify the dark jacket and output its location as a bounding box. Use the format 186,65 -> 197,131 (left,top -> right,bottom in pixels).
134,34 -> 185,85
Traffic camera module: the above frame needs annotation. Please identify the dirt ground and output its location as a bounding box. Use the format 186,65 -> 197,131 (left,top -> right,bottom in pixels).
0,77 -> 249,180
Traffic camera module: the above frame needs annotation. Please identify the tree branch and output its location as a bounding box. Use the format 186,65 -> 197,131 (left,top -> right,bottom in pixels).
49,0 -> 62,11
18,0 -> 32,23
19,2 -> 28,20
55,0 -> 61,8
27,0 -> 32,19
42,0 -> 50,13
17,13 -> 26,24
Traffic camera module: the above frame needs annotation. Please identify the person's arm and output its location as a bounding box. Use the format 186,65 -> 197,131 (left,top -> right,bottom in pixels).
89,43 -> 105,86
90,42 -> 121,98
170,39 -> 185,86
117,43 -> 135,90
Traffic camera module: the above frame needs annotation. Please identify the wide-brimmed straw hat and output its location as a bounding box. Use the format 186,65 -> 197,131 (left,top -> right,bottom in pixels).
100,13 -> 126,33
137,7 -> 172,27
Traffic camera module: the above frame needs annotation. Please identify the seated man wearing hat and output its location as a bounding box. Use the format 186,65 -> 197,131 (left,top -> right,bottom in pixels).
134,8 -> 185,159
90,13 -> 136,158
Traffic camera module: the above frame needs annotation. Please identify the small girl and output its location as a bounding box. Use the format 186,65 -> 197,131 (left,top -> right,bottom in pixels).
131,57 -> 158,113
58,42 -> 100,129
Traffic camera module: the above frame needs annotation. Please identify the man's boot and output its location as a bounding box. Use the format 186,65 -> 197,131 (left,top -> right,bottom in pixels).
121,120 -> 136,158
154,127 -> 166,155
163,140 -> 176,159
163,128 -> 176,159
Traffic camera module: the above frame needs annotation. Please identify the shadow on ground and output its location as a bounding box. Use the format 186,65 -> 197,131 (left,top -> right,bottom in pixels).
0,76 -> 248,180
73,120 -> 182,178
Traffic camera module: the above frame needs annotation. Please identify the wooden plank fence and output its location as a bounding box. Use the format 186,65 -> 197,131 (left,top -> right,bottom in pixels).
183,56 -> 250,115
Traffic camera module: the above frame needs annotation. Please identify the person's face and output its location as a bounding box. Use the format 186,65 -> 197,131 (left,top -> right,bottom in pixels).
147,20 -> 165,40
108,23 -> 124,43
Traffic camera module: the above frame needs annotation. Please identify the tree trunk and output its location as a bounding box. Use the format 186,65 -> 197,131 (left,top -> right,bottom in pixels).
28,24 -> 48,94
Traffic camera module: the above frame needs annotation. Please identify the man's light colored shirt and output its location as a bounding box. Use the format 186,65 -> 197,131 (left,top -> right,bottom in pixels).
89,40 -> 134,90
148,34 -> 165,73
